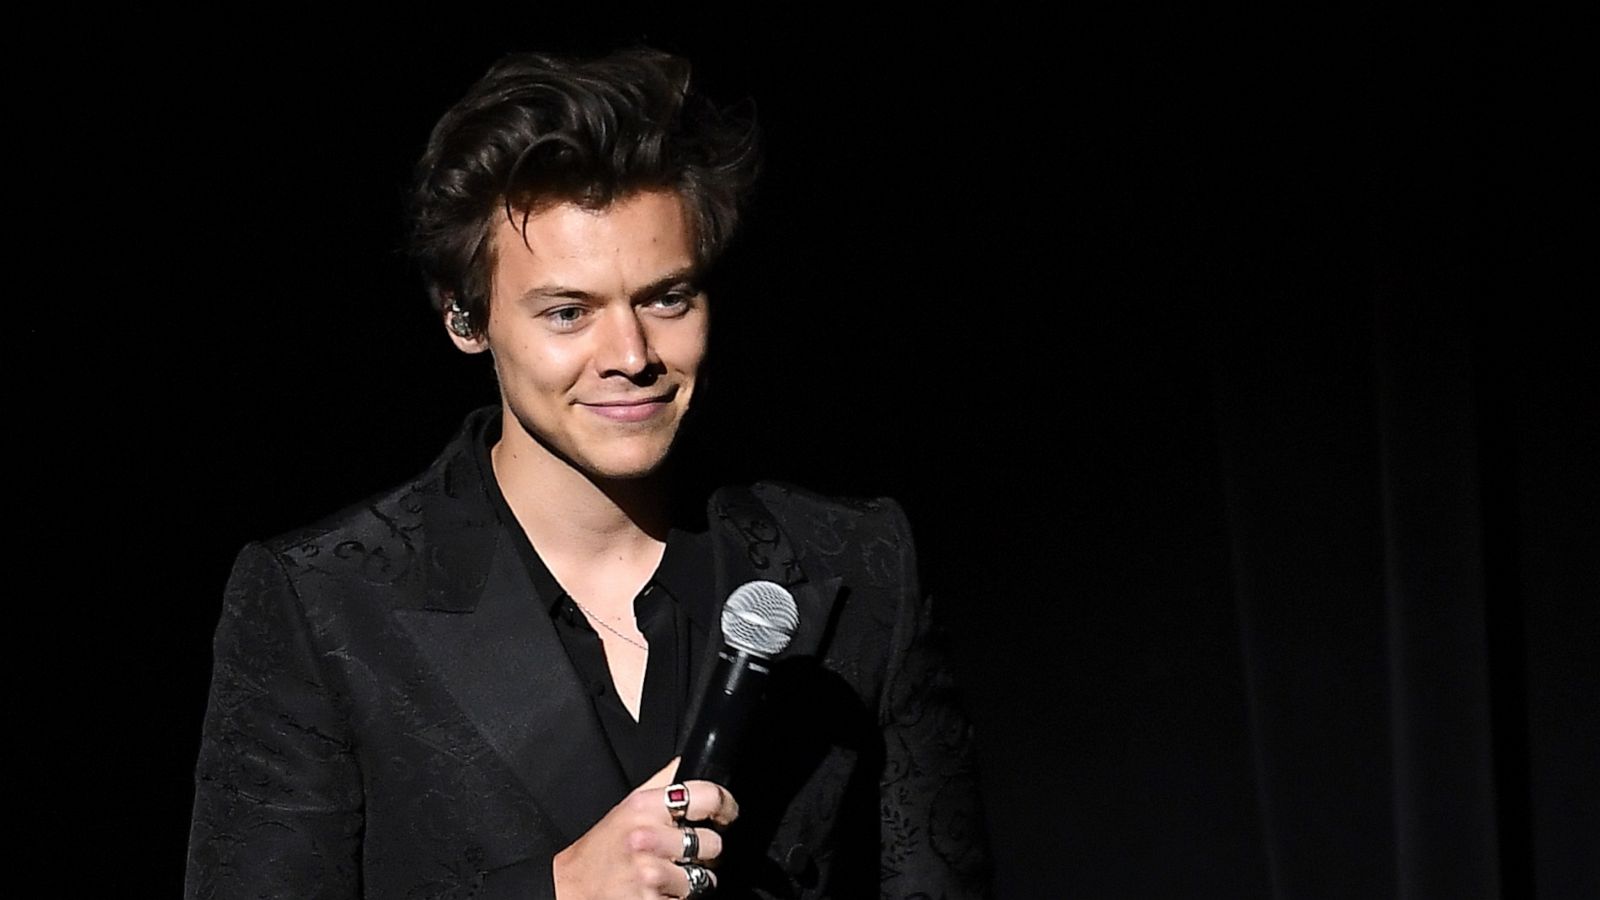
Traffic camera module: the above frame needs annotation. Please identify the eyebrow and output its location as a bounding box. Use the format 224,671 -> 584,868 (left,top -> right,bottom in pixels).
514,266 -> 701,307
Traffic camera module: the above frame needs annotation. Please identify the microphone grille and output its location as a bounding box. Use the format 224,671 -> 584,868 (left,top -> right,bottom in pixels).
720,580 -> 800,658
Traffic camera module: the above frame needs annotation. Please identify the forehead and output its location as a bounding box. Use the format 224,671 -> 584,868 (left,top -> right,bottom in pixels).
488,189 -> 696,288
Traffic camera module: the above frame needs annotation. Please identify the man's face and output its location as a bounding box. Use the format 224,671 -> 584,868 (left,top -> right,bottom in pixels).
448,189 -> 708,482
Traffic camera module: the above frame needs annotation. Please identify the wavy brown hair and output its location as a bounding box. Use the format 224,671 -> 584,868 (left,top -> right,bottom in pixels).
408,48 -> 761,337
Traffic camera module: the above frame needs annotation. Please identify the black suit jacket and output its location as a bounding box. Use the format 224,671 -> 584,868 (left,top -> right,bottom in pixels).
186,410 -> 990,898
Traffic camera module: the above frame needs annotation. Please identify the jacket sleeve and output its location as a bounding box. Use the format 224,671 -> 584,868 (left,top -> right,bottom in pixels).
186,542 -> 364,899
877,501 -> 995,899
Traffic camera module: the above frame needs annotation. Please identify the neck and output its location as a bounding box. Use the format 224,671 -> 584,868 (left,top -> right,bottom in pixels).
490,419 -> 671,565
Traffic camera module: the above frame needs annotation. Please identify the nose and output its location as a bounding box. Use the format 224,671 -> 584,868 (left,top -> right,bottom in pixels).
594,306 -> 658,382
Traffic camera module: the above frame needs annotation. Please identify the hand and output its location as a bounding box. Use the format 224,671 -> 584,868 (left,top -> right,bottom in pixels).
552,757 -> 739,899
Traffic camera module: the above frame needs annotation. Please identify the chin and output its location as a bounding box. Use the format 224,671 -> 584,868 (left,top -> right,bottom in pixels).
582,462 -> 670,483
576,447 -> 676,482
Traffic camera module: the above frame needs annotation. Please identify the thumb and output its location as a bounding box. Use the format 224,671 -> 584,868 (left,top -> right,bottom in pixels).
640,756 -> 681,790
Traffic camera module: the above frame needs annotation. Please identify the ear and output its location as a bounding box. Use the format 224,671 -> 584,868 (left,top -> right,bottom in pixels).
446,325 -> 489,354
443,304 -> 489,354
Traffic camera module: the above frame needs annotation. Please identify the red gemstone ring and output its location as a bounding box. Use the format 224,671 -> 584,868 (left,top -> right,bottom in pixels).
665,783 -> 690,822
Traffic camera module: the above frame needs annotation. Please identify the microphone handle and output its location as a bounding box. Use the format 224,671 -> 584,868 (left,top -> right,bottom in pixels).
677,648 -> 771,786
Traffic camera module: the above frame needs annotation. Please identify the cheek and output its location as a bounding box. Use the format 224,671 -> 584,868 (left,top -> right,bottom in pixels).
665,322 -> 710,373
494,361 -> 577,408
493,336 -> 586,384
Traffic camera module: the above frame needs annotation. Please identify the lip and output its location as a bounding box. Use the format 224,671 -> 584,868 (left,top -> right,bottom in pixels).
580,392 -> 676,423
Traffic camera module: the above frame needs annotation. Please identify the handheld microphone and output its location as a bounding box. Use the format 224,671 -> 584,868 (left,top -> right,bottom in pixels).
677,580 -> 800,786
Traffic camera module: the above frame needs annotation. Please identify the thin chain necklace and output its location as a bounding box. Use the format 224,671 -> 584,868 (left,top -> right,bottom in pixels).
568,595 -> 648,651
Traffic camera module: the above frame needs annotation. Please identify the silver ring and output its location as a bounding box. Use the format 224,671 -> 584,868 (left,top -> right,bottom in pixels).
664,783 -> 690,822
680,861 -> 713,897
679,825 -> 700,863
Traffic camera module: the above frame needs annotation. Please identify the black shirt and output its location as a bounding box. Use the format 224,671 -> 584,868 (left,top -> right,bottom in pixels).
474,428 -> 716,786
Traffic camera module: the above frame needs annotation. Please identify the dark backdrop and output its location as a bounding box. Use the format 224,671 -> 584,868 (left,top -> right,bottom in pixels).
27,9 -> 1594,898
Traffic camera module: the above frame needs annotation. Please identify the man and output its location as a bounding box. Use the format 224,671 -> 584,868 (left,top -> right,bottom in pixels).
187,48 -> 990,899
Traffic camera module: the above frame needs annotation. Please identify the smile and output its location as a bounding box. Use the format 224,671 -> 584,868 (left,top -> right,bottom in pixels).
580,391 -> 677,423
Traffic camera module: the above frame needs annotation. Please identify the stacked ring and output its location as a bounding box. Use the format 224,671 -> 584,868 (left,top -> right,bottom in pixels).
680,861 -> 713,897
664,783 -> 691,822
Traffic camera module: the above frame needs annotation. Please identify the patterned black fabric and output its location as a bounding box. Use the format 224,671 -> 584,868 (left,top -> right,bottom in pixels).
186,408 -> 992,899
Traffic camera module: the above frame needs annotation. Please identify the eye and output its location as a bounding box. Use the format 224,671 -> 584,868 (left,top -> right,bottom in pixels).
649,288 -> 699,316
543,305 -> 589,330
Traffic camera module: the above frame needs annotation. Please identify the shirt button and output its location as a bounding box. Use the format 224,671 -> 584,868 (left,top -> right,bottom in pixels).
784,844 -> 815,884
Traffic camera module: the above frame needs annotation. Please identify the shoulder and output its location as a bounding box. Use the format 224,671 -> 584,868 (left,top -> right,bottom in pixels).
262,474 -> 430,554
746,480 -> 912,542
247,410 -> 493,592
738,480 -> 918,591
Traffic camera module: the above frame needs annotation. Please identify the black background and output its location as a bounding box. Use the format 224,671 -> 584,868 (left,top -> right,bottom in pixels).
24,8 -> 1594,897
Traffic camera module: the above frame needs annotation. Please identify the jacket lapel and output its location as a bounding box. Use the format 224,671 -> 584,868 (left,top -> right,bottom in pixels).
392,414 -> 629,845
685,485 -> 844,729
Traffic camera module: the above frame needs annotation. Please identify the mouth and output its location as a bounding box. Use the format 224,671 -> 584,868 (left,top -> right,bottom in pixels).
580,388 -> 678,423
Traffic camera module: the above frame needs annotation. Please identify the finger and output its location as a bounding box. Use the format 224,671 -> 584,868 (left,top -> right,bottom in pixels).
670,861 -> 718,897
638,824 -> 724,863
677,779 -> 739,827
